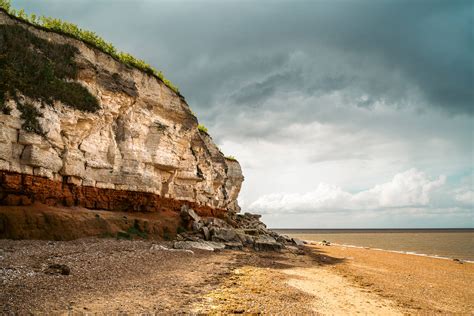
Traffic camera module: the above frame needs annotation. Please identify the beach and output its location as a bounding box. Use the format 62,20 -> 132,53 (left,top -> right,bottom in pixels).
1,238 -> 472,314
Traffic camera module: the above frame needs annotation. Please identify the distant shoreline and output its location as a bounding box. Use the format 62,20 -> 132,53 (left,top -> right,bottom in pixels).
273,228 -> 474,232
277,228 -> 474,262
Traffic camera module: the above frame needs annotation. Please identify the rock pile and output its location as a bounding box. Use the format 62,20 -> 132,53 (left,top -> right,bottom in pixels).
175,205 -> 305,252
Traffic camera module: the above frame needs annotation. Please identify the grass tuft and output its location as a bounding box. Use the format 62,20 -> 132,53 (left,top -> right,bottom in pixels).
197,124 -> 208,134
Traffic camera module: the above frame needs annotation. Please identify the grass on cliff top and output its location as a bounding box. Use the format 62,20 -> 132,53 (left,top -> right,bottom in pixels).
0,0 -> 179,94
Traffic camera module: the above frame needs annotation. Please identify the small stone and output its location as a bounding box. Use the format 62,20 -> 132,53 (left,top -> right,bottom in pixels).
44,263 -> 70,275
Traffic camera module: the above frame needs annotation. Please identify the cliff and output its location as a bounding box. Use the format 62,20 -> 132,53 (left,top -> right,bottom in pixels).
0,10 -> 243,220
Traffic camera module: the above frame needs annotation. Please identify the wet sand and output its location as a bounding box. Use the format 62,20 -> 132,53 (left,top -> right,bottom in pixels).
1,238 -> 472,314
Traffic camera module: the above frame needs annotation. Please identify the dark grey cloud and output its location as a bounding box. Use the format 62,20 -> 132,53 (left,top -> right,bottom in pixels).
14,0 -> 473,118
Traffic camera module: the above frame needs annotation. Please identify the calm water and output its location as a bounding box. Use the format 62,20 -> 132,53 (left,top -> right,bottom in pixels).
274,229 -> 474,261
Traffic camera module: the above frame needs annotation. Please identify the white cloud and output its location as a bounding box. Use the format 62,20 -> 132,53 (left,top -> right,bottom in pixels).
249,169 -> 446,214
454,188 -> 474,206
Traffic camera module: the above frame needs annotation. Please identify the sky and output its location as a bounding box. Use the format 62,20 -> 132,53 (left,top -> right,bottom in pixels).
13,0 -> 473,228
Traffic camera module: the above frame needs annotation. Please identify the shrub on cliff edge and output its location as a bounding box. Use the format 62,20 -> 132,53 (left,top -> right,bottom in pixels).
198,124 -> 209,134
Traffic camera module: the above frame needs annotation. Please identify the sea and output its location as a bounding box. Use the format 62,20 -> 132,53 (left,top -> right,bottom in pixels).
273,228 -> 474,262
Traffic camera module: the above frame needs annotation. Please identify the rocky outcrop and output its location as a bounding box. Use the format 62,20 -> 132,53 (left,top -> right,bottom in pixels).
0,10 -> 243,216
177,206 -> 303,252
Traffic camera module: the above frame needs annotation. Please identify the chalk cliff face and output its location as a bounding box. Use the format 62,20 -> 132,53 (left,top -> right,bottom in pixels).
0,11 -> 243,215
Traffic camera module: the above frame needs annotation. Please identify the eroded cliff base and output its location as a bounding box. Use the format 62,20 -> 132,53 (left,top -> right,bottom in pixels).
0,204 -> 182,240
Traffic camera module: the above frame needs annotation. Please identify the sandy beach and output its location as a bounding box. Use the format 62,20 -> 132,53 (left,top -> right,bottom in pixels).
1,238 -> 472,314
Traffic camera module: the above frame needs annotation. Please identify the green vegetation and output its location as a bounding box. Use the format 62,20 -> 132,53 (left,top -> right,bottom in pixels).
0,0 -> 179,94
0,0 -> 10,12
126,225 -> 148,239
17,103 -> 43,134
116,231 -> 132,240
116,224 -> 148,240
162,227 -> 172,241
177,226 -> 186,234
0,95 -> 11,114
0,23 -> 100,130
225,155 -> 238,161
197,124 -> 209,134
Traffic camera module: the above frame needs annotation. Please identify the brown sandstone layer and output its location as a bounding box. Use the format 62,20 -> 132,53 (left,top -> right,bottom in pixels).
0,170 -> 226,218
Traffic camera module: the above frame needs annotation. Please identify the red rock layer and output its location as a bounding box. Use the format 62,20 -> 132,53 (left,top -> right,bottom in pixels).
0,171 -> 227,218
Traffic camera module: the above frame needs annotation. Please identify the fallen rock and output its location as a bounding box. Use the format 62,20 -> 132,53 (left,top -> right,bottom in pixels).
292,238 -> 305,247
192,221 -> 204,232
202,226 -> 210,241
202,217 -> 230,229
285,245 -> 306,255
44,263 -> 70,275
254,235 -> 283,252
243,229 -> 259,236
236,232 -> 255,246
224,241 -> 244,250
211,228 -> 239,242
180,205 -> 201,223
173,241 -> 226,252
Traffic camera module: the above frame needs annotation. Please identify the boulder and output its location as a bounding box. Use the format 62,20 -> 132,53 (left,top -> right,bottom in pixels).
180,205 -> 201,223
192,221 -> 203,232
243,229 -> 259,236
292,238 -> 305,246
202,217 -> 229,229
253,235 -> 283,252
236,232 -> 255,246
224,241 -> 244,250
211,228 -> 239,242
202,226 -> 210,241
